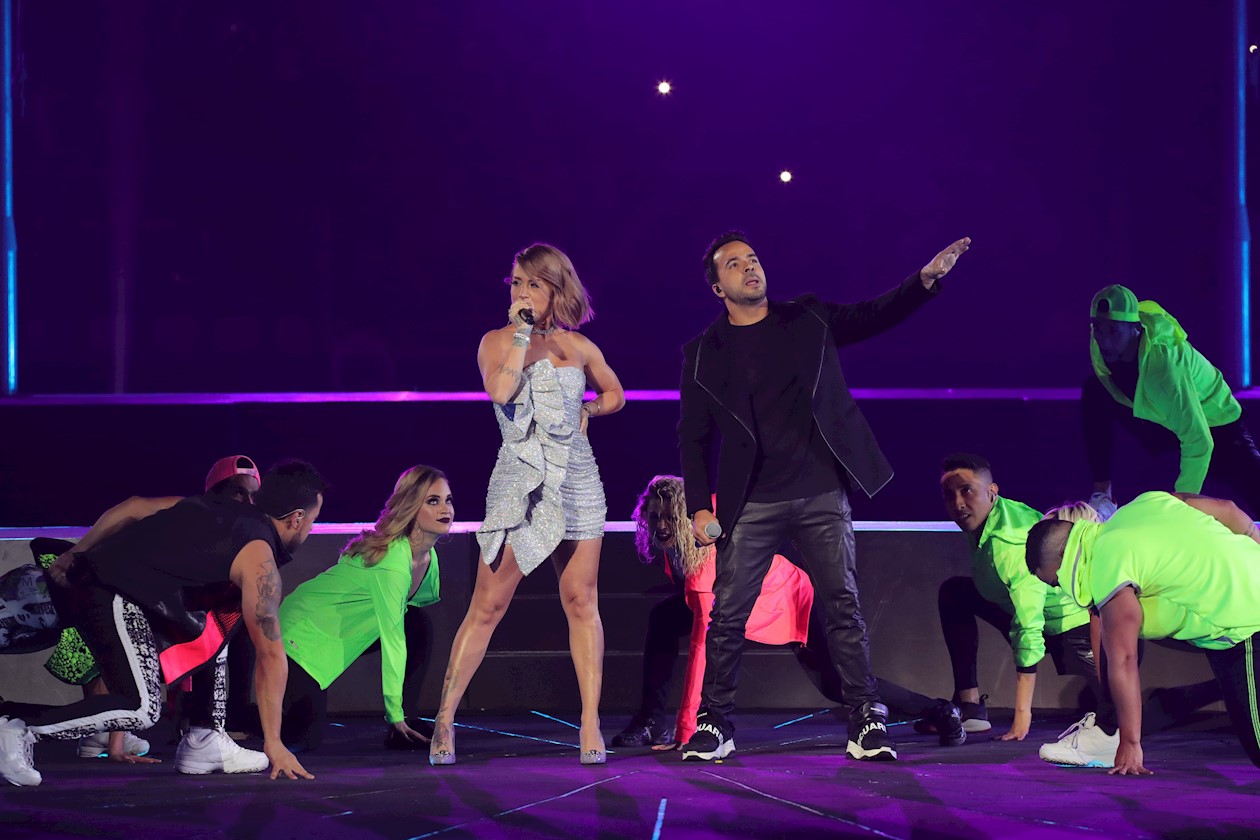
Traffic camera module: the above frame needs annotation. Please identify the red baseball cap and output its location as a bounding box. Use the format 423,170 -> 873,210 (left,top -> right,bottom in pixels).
205,455 -> 261,493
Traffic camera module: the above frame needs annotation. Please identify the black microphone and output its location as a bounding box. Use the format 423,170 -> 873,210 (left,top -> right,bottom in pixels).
520,309 -> 535,325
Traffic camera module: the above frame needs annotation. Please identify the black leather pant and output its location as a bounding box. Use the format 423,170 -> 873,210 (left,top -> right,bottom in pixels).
702,489 -> 877,720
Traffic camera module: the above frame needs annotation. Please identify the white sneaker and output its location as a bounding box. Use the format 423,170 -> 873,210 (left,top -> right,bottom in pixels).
78,731 -> 151,759
0,716 -> 41,786
1038,712 -> 1119,768
176,726 -> 269,775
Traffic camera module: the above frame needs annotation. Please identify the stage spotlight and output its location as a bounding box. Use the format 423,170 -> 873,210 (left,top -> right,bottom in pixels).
1251,44 -> 1258,54
779,170 -> 793,183
657,80 -> 672,95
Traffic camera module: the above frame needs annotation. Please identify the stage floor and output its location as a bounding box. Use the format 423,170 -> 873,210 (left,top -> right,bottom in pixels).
3,711 -> 1258,839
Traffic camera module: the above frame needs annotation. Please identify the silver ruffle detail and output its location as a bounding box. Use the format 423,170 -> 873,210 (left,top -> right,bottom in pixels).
477,361 -> 605,576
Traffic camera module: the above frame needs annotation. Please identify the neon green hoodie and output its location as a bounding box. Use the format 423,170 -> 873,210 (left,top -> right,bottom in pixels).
972,497 -> 1091,669
1090,300 -> 1241,494
280,540 -> 440,723
1060,491 -> 1260,649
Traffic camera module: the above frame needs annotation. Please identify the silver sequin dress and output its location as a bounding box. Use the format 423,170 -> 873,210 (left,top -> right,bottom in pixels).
477,359 -> 607,576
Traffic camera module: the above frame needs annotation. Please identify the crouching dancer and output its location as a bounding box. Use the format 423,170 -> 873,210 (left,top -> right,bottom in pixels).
1027,490 -> 1260,775
0,460 -> 327,786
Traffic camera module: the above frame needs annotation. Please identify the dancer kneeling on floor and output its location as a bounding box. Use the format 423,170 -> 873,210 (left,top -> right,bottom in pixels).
1027,490 -> 1260,775
0,460 -> 327,786
927,453 -> 1105,744
275,465 -> 449,753
611,475 -> 964,752
14,455 -> 263,765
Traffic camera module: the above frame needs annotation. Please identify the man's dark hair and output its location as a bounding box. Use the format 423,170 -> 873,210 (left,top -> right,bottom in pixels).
940,452 -> 993,476
702,230 -> 753,289
1024,519 -> 1072,575
255,459 -> 329,518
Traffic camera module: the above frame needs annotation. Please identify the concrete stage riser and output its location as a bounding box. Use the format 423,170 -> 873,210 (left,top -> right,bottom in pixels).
0,530 -> 1215,718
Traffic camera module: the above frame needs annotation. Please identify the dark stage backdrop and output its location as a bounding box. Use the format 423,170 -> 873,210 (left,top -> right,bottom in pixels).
12,1 -> 1250,395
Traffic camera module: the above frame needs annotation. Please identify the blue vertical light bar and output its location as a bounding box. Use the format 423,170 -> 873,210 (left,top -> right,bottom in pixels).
1238,0 -> 1252,387
2,0 -> 14,395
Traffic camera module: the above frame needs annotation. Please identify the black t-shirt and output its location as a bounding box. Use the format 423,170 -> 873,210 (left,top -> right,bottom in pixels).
81,495 -> 292,643
1109,359 -> 1140,401
720,312 -> 846,503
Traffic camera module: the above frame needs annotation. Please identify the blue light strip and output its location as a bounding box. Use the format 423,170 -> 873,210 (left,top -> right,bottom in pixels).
416,716 -> 578,749
2,0 -> 14,395
772,708 -> 831,729
1239,0 -> 1252,387
651,798 -> 668,840
529,709 -> 580,730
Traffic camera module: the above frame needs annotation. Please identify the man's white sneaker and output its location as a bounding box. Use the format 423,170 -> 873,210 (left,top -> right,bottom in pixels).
0,716 -> 41,786
176,726 -> 268,775
78,730 -> 151,759
1038,712 -> 1119,768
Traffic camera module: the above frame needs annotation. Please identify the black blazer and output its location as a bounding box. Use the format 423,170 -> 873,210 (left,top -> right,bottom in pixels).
677,272 -> 939,536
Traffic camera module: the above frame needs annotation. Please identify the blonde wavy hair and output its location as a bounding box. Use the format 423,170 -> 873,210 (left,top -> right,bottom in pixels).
632,475 -> 708,578
343,465 -> 447,567
512,243 -> 594,330
1042,501 -> 1101,524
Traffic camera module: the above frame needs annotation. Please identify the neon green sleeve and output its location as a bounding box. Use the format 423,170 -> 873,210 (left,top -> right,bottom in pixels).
366,564 -> 412,724
1154,346 -> 1213,494
993,541 -> 1047,669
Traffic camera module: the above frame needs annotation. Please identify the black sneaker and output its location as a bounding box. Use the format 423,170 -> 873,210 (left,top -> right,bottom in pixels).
956,694 -> 991,733
846,702 -> 897,761
611,717 -> 675,748
923,699 -> 965,746
919,694 -> 990,734
681,709 -> 734,761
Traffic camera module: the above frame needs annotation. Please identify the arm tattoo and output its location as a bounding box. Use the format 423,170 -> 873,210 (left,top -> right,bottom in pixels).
497,365 -> 523,381
254,558 -> 282,642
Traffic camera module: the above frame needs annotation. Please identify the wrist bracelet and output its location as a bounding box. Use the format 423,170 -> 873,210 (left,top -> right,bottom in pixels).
511,332 -> 530,348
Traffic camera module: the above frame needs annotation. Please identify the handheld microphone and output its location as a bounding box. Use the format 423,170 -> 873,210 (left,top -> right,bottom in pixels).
693,520 -> 723,549
520,309 -> 535,325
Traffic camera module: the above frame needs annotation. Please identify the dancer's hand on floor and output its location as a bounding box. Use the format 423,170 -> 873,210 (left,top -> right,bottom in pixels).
1109,742 -> 1153,776
108,749 -> 161,765
392,720 -> 431,744
997,711 -> 1031,741
651,742 -> 680,751
266,741 -> 315,780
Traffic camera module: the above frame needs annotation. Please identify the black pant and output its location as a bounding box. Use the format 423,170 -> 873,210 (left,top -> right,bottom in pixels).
634,590 -> 691,723
226,632 -> 256,727
1204,633 -> 1260,767
280,658 -> 327,750
1081,375 -> 1260,516
938,576 -> 1106,720
182,646 -> 230,729
1,588 -> 164,740
279,607 -> 433,750
703,489 -> 876,721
